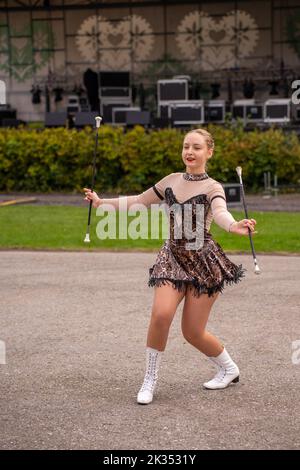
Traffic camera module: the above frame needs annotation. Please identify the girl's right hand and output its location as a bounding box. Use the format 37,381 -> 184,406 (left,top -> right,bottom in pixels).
230,218 -> 257,236
83,188 -> 102,208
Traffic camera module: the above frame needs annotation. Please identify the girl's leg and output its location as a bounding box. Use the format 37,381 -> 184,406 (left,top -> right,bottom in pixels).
137,282 -> 185,405
181,287 -> 239,390
147,282 -> 186,351
181,288 -> 222,356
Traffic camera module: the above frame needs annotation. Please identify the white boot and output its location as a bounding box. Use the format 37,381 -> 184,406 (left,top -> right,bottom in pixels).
137,347 -> 162,405
203,347 -> 239,390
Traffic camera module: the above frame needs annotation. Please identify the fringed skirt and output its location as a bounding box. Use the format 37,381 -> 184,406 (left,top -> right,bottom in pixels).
148,236 -> 246,298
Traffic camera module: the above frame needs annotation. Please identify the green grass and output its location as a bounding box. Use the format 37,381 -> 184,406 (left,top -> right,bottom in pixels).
0,205 -> 299,253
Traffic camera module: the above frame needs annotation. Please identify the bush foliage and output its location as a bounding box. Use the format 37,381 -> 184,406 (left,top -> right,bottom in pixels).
0,124 -> 299,193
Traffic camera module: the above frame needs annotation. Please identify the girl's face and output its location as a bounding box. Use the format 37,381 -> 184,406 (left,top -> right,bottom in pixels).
182,132 -> 213,172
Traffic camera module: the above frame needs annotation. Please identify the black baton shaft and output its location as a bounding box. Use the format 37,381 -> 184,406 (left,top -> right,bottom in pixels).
239,182 -> 257,260
87,130 -> 99,229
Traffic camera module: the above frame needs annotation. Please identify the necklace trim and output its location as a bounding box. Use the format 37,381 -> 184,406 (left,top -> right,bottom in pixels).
183,172 -> 209,181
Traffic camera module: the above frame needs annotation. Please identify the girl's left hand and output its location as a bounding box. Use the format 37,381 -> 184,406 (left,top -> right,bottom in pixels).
230,219 -> 257,236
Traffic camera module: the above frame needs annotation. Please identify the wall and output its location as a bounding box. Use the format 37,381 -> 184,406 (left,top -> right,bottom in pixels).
0,0 -> 300,121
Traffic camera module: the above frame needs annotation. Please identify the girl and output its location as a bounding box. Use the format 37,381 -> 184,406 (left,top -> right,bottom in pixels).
84,128 -> 257,405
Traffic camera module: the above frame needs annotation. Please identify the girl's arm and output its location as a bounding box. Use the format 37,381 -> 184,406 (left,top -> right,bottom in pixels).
83,186 -> 164,210
211,196 -> 257,236
83,174 -> 172,210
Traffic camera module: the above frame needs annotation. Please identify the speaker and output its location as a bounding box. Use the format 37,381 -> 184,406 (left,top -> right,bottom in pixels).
101,101 -> 131,123
1,118 -> 25,127
79,97 -> 90,112
99,71 -> 130,88
245,104 -> 263,121
232,100 -> 264,122
112,107 -> 140,125
0,109 -> 17,125
126,111 -> 150,126
232,105 -> 244,119
74,112 -> 99,127
204,101 -> 225,122
45,112 -> 68,127
170,101 -> 204,125
158,79 -> 188,101
223,184 -> 241,203
264,99 -> 291,122
67,95 -> 80,114
100,87 -> 130,98
99,72 -> 131,99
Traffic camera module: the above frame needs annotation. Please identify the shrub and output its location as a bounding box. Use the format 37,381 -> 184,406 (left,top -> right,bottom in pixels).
0,125 -> 299,193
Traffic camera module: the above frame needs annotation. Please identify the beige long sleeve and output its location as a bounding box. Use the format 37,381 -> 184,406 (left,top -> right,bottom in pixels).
210,189 -> 236,232
99,186 -> 164,210
98,174 -> 171,210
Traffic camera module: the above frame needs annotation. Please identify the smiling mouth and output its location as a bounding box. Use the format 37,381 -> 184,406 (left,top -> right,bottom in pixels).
186,158 -> 195,162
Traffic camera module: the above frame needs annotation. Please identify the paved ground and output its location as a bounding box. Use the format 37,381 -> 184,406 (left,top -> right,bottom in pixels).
0,191 -> 300,212
0,251 -> 299,450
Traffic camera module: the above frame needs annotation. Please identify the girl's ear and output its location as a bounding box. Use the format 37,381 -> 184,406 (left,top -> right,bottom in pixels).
207,149 -> 213,160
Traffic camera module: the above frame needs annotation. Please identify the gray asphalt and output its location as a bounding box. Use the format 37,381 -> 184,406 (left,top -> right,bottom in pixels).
0,251 -> 299,450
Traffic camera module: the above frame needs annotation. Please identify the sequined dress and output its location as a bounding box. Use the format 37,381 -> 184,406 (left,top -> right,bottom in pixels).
101,171 -> 246,298
148,172 -> 246,297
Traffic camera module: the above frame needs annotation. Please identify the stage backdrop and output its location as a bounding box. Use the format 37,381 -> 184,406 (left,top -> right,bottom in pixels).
0,0 -> 299,121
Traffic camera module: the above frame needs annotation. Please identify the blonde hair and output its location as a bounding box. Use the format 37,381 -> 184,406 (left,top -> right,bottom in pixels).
185,128 -> 214,151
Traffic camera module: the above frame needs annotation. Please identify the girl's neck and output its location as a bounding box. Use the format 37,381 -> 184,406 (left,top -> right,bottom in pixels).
185,168 -> 206,175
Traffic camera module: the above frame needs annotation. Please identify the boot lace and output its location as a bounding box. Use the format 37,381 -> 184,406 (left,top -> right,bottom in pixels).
140,352 -> 159,392
213,366 -> 226,383
140,374 -> 156,393
212,365 -> 238,383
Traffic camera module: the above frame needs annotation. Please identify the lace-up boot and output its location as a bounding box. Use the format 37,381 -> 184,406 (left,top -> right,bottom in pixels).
203,348 -> 239,390
137,347 -> 162,404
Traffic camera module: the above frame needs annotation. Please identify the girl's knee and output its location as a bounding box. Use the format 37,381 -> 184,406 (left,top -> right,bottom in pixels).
182,327 -> 205,344
151,309 -> 175,328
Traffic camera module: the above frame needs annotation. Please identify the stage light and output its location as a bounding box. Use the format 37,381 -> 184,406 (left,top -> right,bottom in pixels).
243,78 -> 255,99
269,80 -> 279,95
210,82 -> 220,99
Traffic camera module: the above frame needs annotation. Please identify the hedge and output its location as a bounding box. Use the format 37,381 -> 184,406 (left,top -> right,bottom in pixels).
0,124 -> 300,193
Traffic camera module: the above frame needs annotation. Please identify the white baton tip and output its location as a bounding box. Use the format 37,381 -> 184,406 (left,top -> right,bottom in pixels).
95,116 -> 102,128
84,234 -> 90,243
254,265 -> 261,274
